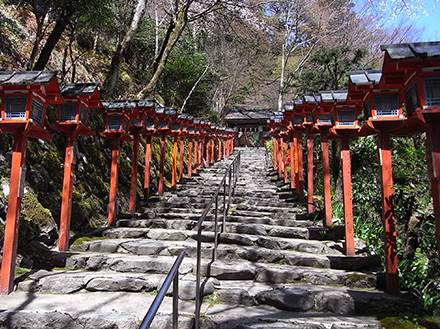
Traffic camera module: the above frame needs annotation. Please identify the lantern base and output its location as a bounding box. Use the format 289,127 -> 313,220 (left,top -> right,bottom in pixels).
0,121 -> 53,140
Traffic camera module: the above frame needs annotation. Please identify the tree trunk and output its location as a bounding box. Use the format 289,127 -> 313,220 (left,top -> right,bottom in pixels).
33,6 -> 74,71
137,9 -> 188,99
103,0 -> 147,96
27,13 -> 46,70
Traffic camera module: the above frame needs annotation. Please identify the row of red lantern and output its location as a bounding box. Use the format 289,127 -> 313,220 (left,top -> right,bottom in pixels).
0,71 -> 236,295
267,41 -> 440,295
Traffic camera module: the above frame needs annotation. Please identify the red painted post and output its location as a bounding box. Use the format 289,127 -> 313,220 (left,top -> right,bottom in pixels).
211,139 -> 215,164
143,136 -> 152,201
296,132 -> 304,201
341,135 -> 355,256
307,134 -> 314,213
172,135 -> 178,188
206,139 -> 210,167
294,133 -> 300,192
0,133 -> 27,295
58,134 -> 77,251
188,138 -> 193,178
290,136 -> 295,189
108,138 -> 121,226
193,139 -> 198,173
179,138 -> 185,182
378,130 -> 399,294
321,133 -> 332,227
283,140 -> 288,184
199,139 -> 204,169
158,134 -> 166,195
273,137 -> 278,170
278,138 -> 283,179
129,132 -> 140,213
427,125 -> 440,263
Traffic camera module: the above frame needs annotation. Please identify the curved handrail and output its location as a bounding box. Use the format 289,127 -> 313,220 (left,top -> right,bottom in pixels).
139,251 -> 185,329
194,151 -> 241,329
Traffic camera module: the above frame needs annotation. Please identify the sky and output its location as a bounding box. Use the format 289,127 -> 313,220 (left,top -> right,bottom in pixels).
354,0 -> 440,42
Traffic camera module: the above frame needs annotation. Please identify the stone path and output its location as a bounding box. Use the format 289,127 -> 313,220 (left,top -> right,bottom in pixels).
0,147 -> 420,328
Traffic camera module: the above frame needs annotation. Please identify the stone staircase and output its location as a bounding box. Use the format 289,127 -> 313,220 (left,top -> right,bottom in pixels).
0,147 -> 420,328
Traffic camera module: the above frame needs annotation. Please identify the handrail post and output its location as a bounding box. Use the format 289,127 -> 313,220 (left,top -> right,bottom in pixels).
173,271 -> 179,329
214,196 -> 219,261
195,226 -> 202,329
222,176 -> 227,233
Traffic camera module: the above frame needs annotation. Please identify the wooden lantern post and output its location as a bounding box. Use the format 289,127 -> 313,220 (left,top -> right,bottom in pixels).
349,69 -> 407,294
186,118 -> 195,178
379,42 -> 440,269
178,114 -> 193,182
127,100 -> 155,212
154,108 -> 175,195
48,83 -> 102,251
192,119 -> 201,173
99,101 -> 133,226
321,90 -> 363,256
140,102 -> 156,201
169,111 -> 181,189
268,114 -> 283,173
0,71 -> 63,295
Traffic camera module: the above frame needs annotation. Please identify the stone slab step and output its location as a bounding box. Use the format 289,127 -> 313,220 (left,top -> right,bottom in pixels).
71,238 -> 380,270
17,269 -> 215,300
98,228 -> 346,255
200,304 -> 383,329
0,291 -> 195,329
51,252 -> 377,289
211,280 -> 419,315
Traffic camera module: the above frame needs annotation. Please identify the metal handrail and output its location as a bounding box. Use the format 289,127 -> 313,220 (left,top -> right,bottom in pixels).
194,151 -> 241,329
139,251 -> 185,329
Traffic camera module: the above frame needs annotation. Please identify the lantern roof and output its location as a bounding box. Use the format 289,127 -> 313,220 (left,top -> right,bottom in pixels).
302,94 -> 321,103
320,90 -> 348,103
0,71 -> 58,85
380,41 -> 440,60
101,100 -> 137,111
137,100 -> 155,108
347,70 -> 382,86
59,83 -> 99,96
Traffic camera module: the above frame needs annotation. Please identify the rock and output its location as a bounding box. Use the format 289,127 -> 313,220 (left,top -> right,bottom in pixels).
314,290 -> 355,314
119,241 -> 167,255
0,311 -> 76,328
217,288 -> 256,306
208,261 -> 256,280
85,275 -> 155,292
77,313 -> 139,329
255,287 -> 314,312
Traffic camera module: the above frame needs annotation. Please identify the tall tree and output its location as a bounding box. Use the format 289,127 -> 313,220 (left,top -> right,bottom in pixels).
102,0 -> 148,96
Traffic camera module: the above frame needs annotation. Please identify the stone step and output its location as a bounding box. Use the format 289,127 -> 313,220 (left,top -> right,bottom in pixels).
115,217 -> 345,241
0,291 -> 195,329
98,227 -> 349,255
211,280 -> 419,316
71,238 -> 380,270
17,269 -> 216,300
51,252 -> 378,289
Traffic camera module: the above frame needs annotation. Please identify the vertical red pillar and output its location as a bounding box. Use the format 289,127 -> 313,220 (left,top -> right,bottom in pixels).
321,133 -> 332,227
273,137 -> 278,171
193,139 -> 198,173
296,132 -> 304,201
199,139 -> 204,169
283,140 -> 288,184
143,136 -> 152,201
427,124 -> 440,263
179,138 -> 185,182
290,136 -> 295,189
206,140 -> 210,167
108,138 -> 121,226
0,134 -> 27,295
217,139 -> 222,161
307,134 -> 314,213
158,134 -> 166,195
211,140 -> 215,164
188,138 -> 193,178
294,134 -> 300,192
172,135 -> 178,188
58,134 -> 77,252
378,130 -> 399,294
129,132 -> 140,213
341,135 -> 354,256
278,138 -> 283,178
